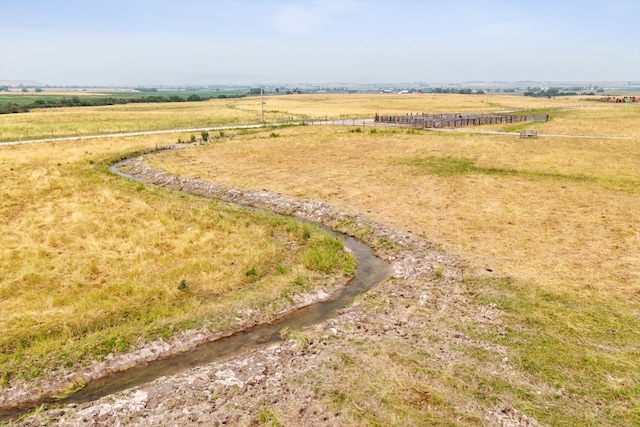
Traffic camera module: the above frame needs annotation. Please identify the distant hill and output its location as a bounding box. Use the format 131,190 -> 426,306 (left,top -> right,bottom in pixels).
0,79 -> 44,87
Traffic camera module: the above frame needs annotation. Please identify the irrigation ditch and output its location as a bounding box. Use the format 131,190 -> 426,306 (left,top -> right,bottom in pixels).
0,146 -> 397,422
3,145 -> 544,426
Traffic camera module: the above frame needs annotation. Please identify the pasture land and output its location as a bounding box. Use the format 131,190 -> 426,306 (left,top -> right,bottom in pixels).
150,104 -> 640,297
0,92 -> 610,142
144,95 -> 640,425
1,93 -> 639,425
0,133 -> 354,388
0,102 -> 264,142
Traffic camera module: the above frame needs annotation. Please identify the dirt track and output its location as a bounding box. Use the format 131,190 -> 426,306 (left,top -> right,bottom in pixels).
1,117 -> 627,148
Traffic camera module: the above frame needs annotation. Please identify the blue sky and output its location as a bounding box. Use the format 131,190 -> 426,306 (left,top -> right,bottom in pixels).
2,0 -> 639,85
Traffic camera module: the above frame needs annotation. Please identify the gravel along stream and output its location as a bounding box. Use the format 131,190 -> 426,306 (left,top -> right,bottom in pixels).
0,154 -> 392,422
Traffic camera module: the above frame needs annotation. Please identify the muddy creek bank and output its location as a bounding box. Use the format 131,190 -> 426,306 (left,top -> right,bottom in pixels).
0,149 -> 392,422
6,147 -> 543,427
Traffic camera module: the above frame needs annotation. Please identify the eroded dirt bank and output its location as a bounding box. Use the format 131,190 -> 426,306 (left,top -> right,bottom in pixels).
10,152 -> 543,426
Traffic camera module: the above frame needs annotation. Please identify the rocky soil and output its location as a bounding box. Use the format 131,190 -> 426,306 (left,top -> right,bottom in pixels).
6,149 -> 543,426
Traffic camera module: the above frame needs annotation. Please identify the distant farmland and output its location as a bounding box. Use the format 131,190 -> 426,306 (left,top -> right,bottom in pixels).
2,93 -> 639,426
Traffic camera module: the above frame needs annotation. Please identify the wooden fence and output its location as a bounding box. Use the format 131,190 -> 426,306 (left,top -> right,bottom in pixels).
374,113 -> 549,129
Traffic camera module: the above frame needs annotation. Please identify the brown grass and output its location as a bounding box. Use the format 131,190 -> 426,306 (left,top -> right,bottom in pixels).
143,95 -> 640,425
0,133 -> 353,384
247,92 -> 593,117
0,101 -> 265,141
2,93 -> 639,424
148,122 -> 640,299
2,92 -> 624,142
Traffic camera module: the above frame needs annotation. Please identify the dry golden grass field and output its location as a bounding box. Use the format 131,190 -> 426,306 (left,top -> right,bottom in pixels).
0,92 -> 604,142
0,131 -> 354,391
150,96 -> 640,299
146,94 -> 640,425
0,100 -> 275,142
1,93 -> 639,425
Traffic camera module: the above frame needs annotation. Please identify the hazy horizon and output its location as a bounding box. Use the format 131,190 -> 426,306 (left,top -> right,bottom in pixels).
2,1 -> 639,86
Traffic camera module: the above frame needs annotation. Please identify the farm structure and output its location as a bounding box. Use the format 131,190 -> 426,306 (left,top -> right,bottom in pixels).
374,113 -> 549,129
520,129 -> 538,138
601,96 -> 640,103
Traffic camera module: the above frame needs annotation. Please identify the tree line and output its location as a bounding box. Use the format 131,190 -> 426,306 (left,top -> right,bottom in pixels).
523,87 -> 598,97
0,93 -> 247,115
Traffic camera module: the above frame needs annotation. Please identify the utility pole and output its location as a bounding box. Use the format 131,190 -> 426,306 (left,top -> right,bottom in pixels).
261,85 -> 265,123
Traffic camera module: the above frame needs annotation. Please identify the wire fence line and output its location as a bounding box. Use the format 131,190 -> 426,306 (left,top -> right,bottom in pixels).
0,114 -> 375,143
0,115 -> 376,146
0,117 -> 295,144
2,102 -> 635,144
0,122 -> 286,146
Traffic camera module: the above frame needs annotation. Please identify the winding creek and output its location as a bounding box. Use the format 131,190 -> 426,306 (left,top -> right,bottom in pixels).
0,154 -> 393,422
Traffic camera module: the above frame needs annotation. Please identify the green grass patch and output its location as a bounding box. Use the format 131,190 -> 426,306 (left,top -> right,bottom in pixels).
302,233 -> 356,276
463,276 -> 640,426
256,407 -> 282,426
399,156 -> 520,177
502,122 -> 536,133
399,155 -> 640,192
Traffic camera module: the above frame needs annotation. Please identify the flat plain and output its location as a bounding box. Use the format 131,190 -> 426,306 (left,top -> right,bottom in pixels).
0,125 -> 354,397
2,93 -> 639,426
